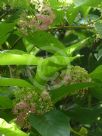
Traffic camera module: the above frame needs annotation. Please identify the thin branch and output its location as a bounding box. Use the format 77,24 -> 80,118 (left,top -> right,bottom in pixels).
12,37 -> 22,49
8,65 -> 13,78
48,25 -> 93,31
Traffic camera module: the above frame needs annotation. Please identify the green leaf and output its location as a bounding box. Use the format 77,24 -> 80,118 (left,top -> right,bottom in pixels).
0,87 -> 12,96
34,60 -> 60,87
29,110 -> 70,136
73,0 -> 102,7
1,0 -> 30,8
67,0 -> 102,23
90,65 -> 102,99
48,55 -> 77,66
90,82 -> 102,100
67,105 -> 102,124
0,23 -> 14,36
90,65 -> 102,82
0,52 -> 42,65
66,5 -> 79,24
73,0 -> 88,7
94,48 -> 102,61
52,9 -> 65,26
87,0 -> 102,7
48,0 -> 62,9
64,38 -> 90,56
0,96 -> 12,109
34,55 -> 78,87
0,118 -> 28,136
25,31 -> 65,54
1,50 -> 26,54
48,0 -> 71,9
95,21 -> 102,37
0,110 -> 14,122
0,77 -> 33,87
0,23 -> 15,44
50,82 -> 94,103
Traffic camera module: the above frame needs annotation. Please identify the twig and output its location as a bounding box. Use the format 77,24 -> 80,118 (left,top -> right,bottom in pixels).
48,25 -> 93,31
8,65 -> 13,78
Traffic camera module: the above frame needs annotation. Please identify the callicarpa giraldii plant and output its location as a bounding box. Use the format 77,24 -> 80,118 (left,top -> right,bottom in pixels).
0,0 -> 102,136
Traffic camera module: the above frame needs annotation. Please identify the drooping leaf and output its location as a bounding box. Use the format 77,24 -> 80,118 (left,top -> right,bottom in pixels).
90,65 -> 102,82
90,65 -> 102,99
0,110 -> 14,122
0,96 -> 12,109
29,110 -> 70,136
0,23 -> 15,44
64,38 -> 90,56
67,105 -> 102,124
90,82 -> 102,100
50,82 -> 94,103
0,118 -> 28,136
24,31 -> 65,54
0,77 -> 33,87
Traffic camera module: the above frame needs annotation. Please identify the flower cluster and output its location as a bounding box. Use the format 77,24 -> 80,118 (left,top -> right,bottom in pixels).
51,66 -> 91,91
18,4 -> 55,34
33,6 -> 55,30
13,88 -> 53,129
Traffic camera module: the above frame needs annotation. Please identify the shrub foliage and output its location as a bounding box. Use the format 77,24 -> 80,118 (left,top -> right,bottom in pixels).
0,0 -> 102,136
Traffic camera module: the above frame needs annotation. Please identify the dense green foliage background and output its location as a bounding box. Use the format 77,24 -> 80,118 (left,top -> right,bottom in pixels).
0,0 -> 102,136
